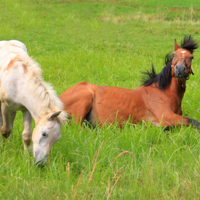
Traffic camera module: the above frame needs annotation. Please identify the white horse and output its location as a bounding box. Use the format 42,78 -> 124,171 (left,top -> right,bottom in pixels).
0,40 -> 67,166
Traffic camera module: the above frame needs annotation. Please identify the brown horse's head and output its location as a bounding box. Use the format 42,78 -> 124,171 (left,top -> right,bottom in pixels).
171,35 -> 198,79
141,35 -> 198,90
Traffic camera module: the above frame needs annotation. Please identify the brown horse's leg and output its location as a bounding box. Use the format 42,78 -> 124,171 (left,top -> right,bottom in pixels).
60,88 -> 94,125
177,108 -> 182,116
161,113 -> 200,129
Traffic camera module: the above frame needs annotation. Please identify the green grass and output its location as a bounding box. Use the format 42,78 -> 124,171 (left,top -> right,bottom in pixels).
1,0 -> 200,199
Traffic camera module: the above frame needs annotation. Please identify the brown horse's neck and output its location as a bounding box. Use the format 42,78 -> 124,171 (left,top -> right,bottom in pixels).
168,77 -> 186,100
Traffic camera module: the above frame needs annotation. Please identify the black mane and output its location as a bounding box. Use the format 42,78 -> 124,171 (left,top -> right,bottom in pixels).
180,35 -> 198,52
141,54 -> 173,90
141,35 -> 198,90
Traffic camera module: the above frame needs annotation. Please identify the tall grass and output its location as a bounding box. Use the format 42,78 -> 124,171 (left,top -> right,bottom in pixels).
0,0 -> 200,199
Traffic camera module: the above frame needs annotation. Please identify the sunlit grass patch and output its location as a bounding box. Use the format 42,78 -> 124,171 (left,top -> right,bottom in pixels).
100,5 -> 200,24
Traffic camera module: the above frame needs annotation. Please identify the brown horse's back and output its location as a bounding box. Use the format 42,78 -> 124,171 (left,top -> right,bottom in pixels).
59,36 -> 200,130
60,81 -> 155,126
60,82 -> 94,124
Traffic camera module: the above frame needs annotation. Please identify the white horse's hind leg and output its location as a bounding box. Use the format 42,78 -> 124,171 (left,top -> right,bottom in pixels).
0,103 -> 16,140
1,103 -> 12,138
22,110 -> 32,150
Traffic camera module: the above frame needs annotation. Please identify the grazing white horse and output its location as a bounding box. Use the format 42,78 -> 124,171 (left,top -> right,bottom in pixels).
0,40 -> 67,165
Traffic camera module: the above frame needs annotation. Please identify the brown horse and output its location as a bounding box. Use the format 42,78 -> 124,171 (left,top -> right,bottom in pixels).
60,35 -> 200,129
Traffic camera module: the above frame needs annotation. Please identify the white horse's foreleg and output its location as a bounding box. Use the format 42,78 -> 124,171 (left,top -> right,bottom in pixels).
9,111 -> 16,139
0,103 -> 3,132
0,102 -> 2,142
1,103 -> 12,138
22,110 -> 32,150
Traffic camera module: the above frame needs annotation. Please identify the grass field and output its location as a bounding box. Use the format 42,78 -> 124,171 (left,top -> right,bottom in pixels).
1,0 -> 200,199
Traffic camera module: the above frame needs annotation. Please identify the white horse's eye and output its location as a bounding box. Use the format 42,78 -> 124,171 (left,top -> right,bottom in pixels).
42,131 -> 48,137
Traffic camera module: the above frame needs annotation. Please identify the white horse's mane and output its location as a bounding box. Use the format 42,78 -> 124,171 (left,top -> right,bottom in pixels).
0,40 -> 67,124
22,56 -> 68,124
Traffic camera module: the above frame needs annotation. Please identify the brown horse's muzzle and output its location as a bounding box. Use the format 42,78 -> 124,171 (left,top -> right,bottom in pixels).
174,64 -> 186,78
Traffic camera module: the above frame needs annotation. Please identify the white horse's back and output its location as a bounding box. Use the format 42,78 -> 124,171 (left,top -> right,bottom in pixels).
0,40 -> 28,78
0,40 -> 27,53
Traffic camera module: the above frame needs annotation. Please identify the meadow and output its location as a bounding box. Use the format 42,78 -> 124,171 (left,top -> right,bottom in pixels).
0,0 -> 200,199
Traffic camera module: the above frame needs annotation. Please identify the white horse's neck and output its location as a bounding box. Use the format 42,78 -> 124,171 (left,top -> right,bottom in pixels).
20,90 -> 51,122
19,82 -> 62,124
12,56 -> 65,124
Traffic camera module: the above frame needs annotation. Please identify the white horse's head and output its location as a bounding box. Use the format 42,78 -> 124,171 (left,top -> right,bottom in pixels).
32,111 -> 62,166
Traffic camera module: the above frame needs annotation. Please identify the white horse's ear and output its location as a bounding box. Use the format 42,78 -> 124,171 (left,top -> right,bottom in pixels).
48,111 -> 62,121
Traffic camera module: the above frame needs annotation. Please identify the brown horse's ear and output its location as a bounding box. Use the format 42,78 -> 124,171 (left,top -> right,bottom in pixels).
175,39 -> 180,51
48,111 -> 62,121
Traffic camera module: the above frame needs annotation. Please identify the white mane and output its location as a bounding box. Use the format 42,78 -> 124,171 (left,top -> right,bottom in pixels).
21,56 -> 68,124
